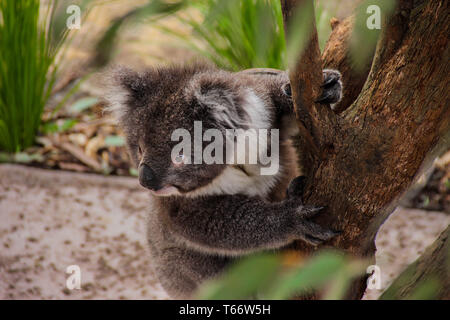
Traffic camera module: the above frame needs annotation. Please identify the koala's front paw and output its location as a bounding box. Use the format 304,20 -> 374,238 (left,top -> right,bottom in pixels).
293,211 -> 340,246
285,176 -> 340,246
316,69 -> 342,110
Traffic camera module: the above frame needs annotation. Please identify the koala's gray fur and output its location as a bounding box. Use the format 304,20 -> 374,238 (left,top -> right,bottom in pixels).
104,63 -> 342,298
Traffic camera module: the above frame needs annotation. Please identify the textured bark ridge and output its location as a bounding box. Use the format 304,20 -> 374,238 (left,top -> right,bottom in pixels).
281,0 -> 450,299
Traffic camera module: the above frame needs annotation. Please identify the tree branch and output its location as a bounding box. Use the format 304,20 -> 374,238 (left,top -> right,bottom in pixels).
281,0 -> 450,299
280,0 -> 331,175
380,226 -> 450,300
321,16 -> 373,113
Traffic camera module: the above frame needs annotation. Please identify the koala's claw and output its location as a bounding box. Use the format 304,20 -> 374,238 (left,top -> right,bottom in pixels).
287,175 -> 338,246
321,69 -> 341,87
292,205 -> 339,246
299,221 -> 340,246
316,69 -> 342,108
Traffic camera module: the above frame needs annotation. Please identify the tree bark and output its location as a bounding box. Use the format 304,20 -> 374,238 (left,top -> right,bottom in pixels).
281,0 -> 450,299
321,16 -> 373,114
380,226 -> 450,300
280,0 -> 323,173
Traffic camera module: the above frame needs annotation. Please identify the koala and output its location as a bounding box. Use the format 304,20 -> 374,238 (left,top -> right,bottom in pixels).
105,63 -> 342,298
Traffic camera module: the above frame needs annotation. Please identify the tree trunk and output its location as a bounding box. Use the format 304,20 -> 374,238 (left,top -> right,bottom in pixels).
321,16 -> 373,114
380,226 -> 450,300
280,0 -> 450,299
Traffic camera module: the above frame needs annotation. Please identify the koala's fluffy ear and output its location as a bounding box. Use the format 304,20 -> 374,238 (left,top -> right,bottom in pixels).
188,73 -> 250,129
103,66 -> 149,123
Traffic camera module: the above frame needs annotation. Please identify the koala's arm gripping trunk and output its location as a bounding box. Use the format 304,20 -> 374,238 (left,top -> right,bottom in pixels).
164,194 -> 336,256
165,195 -> 296,255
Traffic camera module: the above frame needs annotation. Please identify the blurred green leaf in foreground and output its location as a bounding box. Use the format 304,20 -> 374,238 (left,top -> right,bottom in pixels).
196,250 -> 367,300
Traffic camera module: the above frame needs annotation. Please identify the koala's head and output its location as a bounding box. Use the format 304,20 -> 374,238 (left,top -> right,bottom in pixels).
105,64 -> 278,197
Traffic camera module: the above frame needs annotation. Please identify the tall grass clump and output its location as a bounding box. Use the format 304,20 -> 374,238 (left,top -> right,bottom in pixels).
194,0 -> 286,70
94,0 -> 336,71
162,0 -> 286,71
156,0 -> 336,71
0,0 -> 68,152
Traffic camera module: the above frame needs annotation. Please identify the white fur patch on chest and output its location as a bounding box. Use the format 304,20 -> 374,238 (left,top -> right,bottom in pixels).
185,165 -> 280,199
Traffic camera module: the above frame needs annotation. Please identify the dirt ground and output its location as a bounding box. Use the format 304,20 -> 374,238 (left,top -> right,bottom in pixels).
0,164 -> 168,300
0,164 -> 448,300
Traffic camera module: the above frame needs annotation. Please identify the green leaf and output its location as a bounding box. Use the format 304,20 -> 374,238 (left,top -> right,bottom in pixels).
0,0 -> 89,152
13,152 -> 43,163
423,195 -> 430,207
104,135 -> 125,147
129,167 -> 138,177
69,97 -> 99,113
155,0 -> 288,70
264,251 -> 346,299
406,278 -> 440,300
41,118 -> 78,134
444,178 -> 450,190
92,0 -> 187,68
322,260 -> 367,300
0,152 -> 12,162
60,119 -> 78,131
350,0 -> 397,72
42,122 -> 59,134
285,1 -> 315,68
196,253 -> 282,299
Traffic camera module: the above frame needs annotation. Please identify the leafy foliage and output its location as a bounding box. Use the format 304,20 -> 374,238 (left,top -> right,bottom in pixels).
92,0 -> 187,68
94,0 -> 337,71
196,250 -> 367,300
350,0 -> 397,71
170,0 -> 287,71
0,0 -> 84,152
160,0 -> 336,70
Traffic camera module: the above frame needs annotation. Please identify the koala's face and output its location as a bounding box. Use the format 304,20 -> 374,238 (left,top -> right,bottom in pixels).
106,64 -> 256,197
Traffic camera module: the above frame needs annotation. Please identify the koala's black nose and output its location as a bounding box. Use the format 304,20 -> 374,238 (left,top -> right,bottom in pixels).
138,164 -> 161,190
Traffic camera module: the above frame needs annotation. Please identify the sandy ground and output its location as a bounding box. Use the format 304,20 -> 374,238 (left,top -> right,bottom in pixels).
0,164 -> 448,300
0,164 -> 168,300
